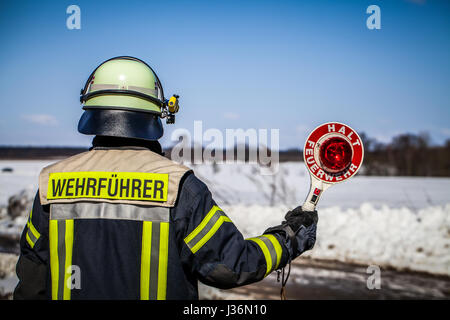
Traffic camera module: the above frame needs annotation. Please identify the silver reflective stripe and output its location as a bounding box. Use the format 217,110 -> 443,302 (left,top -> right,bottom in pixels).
184,205 -> 232,254
149,221 -> 160,300
185,210 -> 227,250
257,236 -> 278,272
57,221 -> 66,300
50,202 -> 170,222
140,221 -> 169,300
26,228 -> 38,245
127,86 -> 158,97
89,84 -> 158,97
90,84 -> 120,91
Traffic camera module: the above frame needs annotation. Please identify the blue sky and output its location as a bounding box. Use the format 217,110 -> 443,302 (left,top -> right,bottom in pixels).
0,0 -> 449,149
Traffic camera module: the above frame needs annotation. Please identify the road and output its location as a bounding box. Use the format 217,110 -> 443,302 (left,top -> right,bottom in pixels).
1,252 -> 449,300
206,259 -> 450,300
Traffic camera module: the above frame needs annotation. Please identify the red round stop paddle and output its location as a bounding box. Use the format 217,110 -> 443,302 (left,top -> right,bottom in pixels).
302,122 -> 364,211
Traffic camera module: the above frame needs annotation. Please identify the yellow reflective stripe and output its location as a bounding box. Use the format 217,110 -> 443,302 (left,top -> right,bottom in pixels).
262,234 -> 282,270
28,221 -> 40,240
47,171 -> 169,202
140,221 -> 170,300
25,232 -> 35,249
248,237 -> 273,276
25,210 -> 41,248
190,216 -> 231,254
49,219 -> 74,300
184,205 -> 220,244
140,221 -> 152,300
184,205 -> 232,254
49,220 -> 59,300
157,222 -> 169,300
63,220 -> 74,300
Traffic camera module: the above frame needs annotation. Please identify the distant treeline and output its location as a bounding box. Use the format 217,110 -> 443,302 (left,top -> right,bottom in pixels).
164,132 -> 450,176
0,132 -> 449,176
359,132 -> 450,177
0,147 -> 88,160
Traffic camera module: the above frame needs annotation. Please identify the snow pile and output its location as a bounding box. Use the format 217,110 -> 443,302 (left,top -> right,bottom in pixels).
309,204 -> 450,275
223,203 -> 450,276
0,189 -> 33,248
0,253 -> 18,299
7,189 -> 34,219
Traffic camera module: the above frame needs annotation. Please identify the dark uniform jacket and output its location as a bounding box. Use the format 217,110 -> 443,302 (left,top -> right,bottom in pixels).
14,141 -> 301,300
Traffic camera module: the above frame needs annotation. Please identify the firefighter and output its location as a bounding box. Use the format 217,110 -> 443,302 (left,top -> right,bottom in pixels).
13,56 -> 318,300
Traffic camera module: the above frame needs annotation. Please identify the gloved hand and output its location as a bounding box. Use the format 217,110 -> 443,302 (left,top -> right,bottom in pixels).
264,206 -> 318,260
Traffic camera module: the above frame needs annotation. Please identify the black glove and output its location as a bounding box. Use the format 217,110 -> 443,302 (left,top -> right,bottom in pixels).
264,206 -> 318,260
284,206 -> 318,230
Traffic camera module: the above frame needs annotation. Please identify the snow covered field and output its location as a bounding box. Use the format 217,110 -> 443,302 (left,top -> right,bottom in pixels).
0,160 -> 56,206
1,160 -> 450,209
191,162 -> 450,209
2,160 -> 450,209
0,160 -> 449,281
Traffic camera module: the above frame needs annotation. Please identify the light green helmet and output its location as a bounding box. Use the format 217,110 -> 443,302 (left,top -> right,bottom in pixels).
78,56 -> 179,141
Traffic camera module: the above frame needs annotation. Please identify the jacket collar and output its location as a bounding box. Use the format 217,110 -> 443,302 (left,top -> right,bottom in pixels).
89,135 -> 164,155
